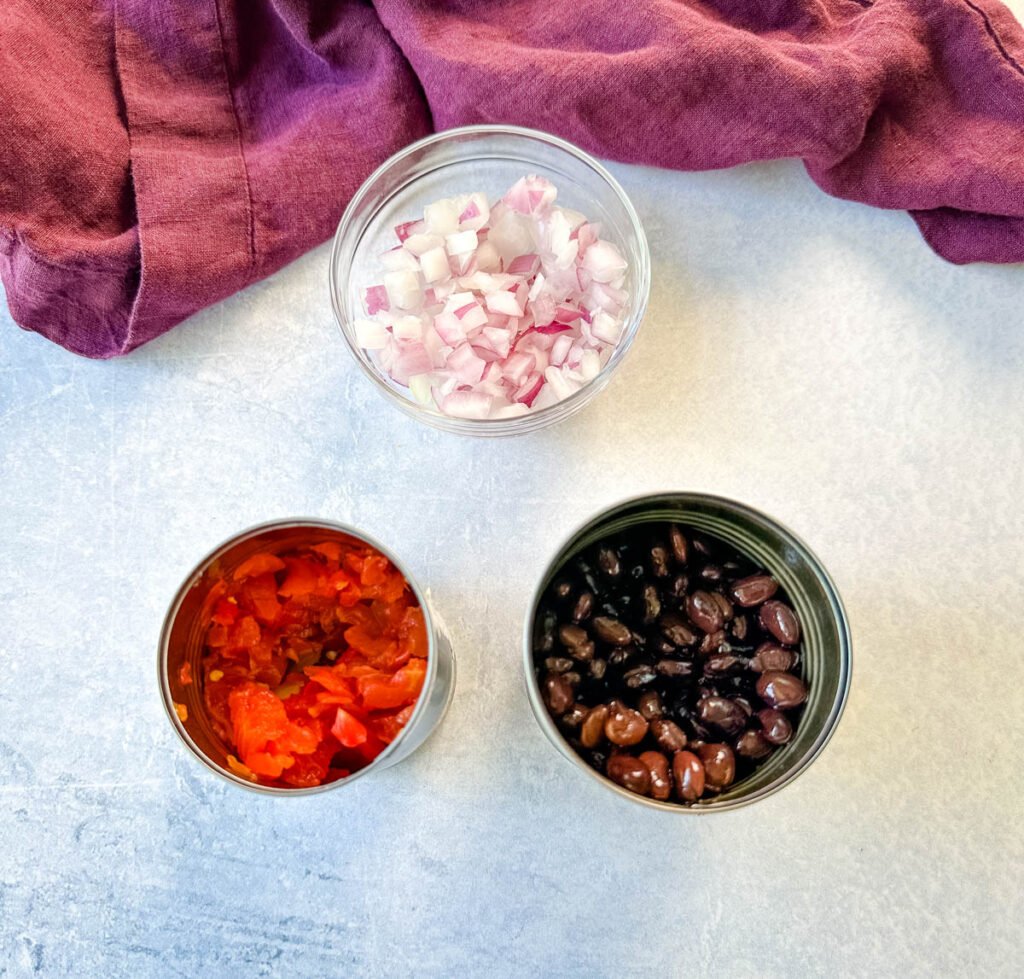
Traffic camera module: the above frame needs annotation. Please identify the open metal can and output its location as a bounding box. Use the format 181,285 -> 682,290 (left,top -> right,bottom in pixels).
160,518 -> 455,795
523,492 -> 851,813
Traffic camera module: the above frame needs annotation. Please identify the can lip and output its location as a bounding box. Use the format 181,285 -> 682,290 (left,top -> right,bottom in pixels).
521,491 -> 853,814
158,517 -> 443,796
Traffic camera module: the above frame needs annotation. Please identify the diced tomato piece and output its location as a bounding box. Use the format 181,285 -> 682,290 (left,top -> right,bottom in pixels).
359,554 -> 391,586
280,738 -> 338,788
367,703 -> 415,744
311,541 -> 343,563
211,597 -> 240,625
233,552 -> 286,580
243,573 -> 281,624
278,558 -> 321,599
358,658 -> 426,710
331,707 -> 368,748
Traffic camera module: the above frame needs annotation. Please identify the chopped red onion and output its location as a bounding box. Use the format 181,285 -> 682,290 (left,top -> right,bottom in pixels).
357,176 -> 630,419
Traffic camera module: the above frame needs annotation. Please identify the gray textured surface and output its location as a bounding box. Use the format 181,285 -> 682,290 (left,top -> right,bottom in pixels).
2,156 -> 1023,977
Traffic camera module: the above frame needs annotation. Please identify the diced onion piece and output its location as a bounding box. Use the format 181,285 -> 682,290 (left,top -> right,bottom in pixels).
590,310 -> 623,345
404,233 -> 444,257
482,326 -> 512,359
458,193 -> 490,230
515,373 -> 544,406
390,343 -> 433,384
445,229 -> 478,255
544,365 -> 580,401
380,247 -> 420,272
503,352 -> 536,385
446,343 -> 487,385
454,302 -> 488,331
475,241 -> 502,272
362,285 -> 390,315
507,253 -> 540,276
392,315 -> 423,341
558,207 -> 587,232
441,390 -> 492,419
485,291 -> 524,318
580,349 -> 601,381
424,199 -> 460,235
395,220 -> 422,242
550,333 -> 573,366
581,240 -> 627,283
408,372 -> 436,404
354,318 -> 388,350
433,311 -> 465,346
384,270 -> 422,310
419,246 -> 451,284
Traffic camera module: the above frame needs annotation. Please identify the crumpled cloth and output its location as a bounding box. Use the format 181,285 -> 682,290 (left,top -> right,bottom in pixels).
1,0 -> 1022,359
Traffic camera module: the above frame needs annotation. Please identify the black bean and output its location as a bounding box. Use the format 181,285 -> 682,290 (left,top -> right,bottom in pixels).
756,671 -> 807,709
656,658 -> 693,678
580,705 -> 608,748
642,584 -> 661,624
572,591 -> 594,622
697,743 -> 736,790
758,708 -> 794,745
593,616 -> 632,646
589,658 -> 607,680
699,629 -> 728,654
759,601 -> 801,645
544,656 -> 574,674
650,544 -> 671,577
710,592 -> 734,622
639,751 -> 672,800
696,696 -> 747,735
700,564 -> 723,583
608,646 -> 636,667
607,754 -> 651,794
605,700 -> 648,746
669,525 -> 688,565
731,574 -> 778,607
731,615 -> 749,641
534,609 -> 557,653
597,547 -> 621,577
749,643 -> 795,673
673,751 -> 705,801
543,674 -> 574,713
735,729 -> 772,759
704,653 -> 743,675
669,574 -> 689,599
623,665 -> 658,688
638,690 -> 663,720
651,718 -> 687,752
660,612 -> 697,647
686,591 -> 724,633
561,703 -> 588,728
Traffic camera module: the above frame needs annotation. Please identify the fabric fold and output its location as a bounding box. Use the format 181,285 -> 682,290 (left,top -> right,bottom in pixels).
1,0 -> 1021,359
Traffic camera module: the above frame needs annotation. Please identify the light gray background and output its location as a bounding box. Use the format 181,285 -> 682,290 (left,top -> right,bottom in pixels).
2,150 -> 1022,976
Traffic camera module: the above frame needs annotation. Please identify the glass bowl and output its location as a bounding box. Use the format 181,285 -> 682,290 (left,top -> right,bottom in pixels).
159,519 -> 456,795
330,125 -> 651,437
522,493 -> 852,813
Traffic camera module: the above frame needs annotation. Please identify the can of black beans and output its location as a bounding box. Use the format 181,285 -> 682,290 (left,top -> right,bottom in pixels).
523,493 -> 851,812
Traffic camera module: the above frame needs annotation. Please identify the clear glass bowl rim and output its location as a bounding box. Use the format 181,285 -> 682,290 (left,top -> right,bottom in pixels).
329,123 -> 652,433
